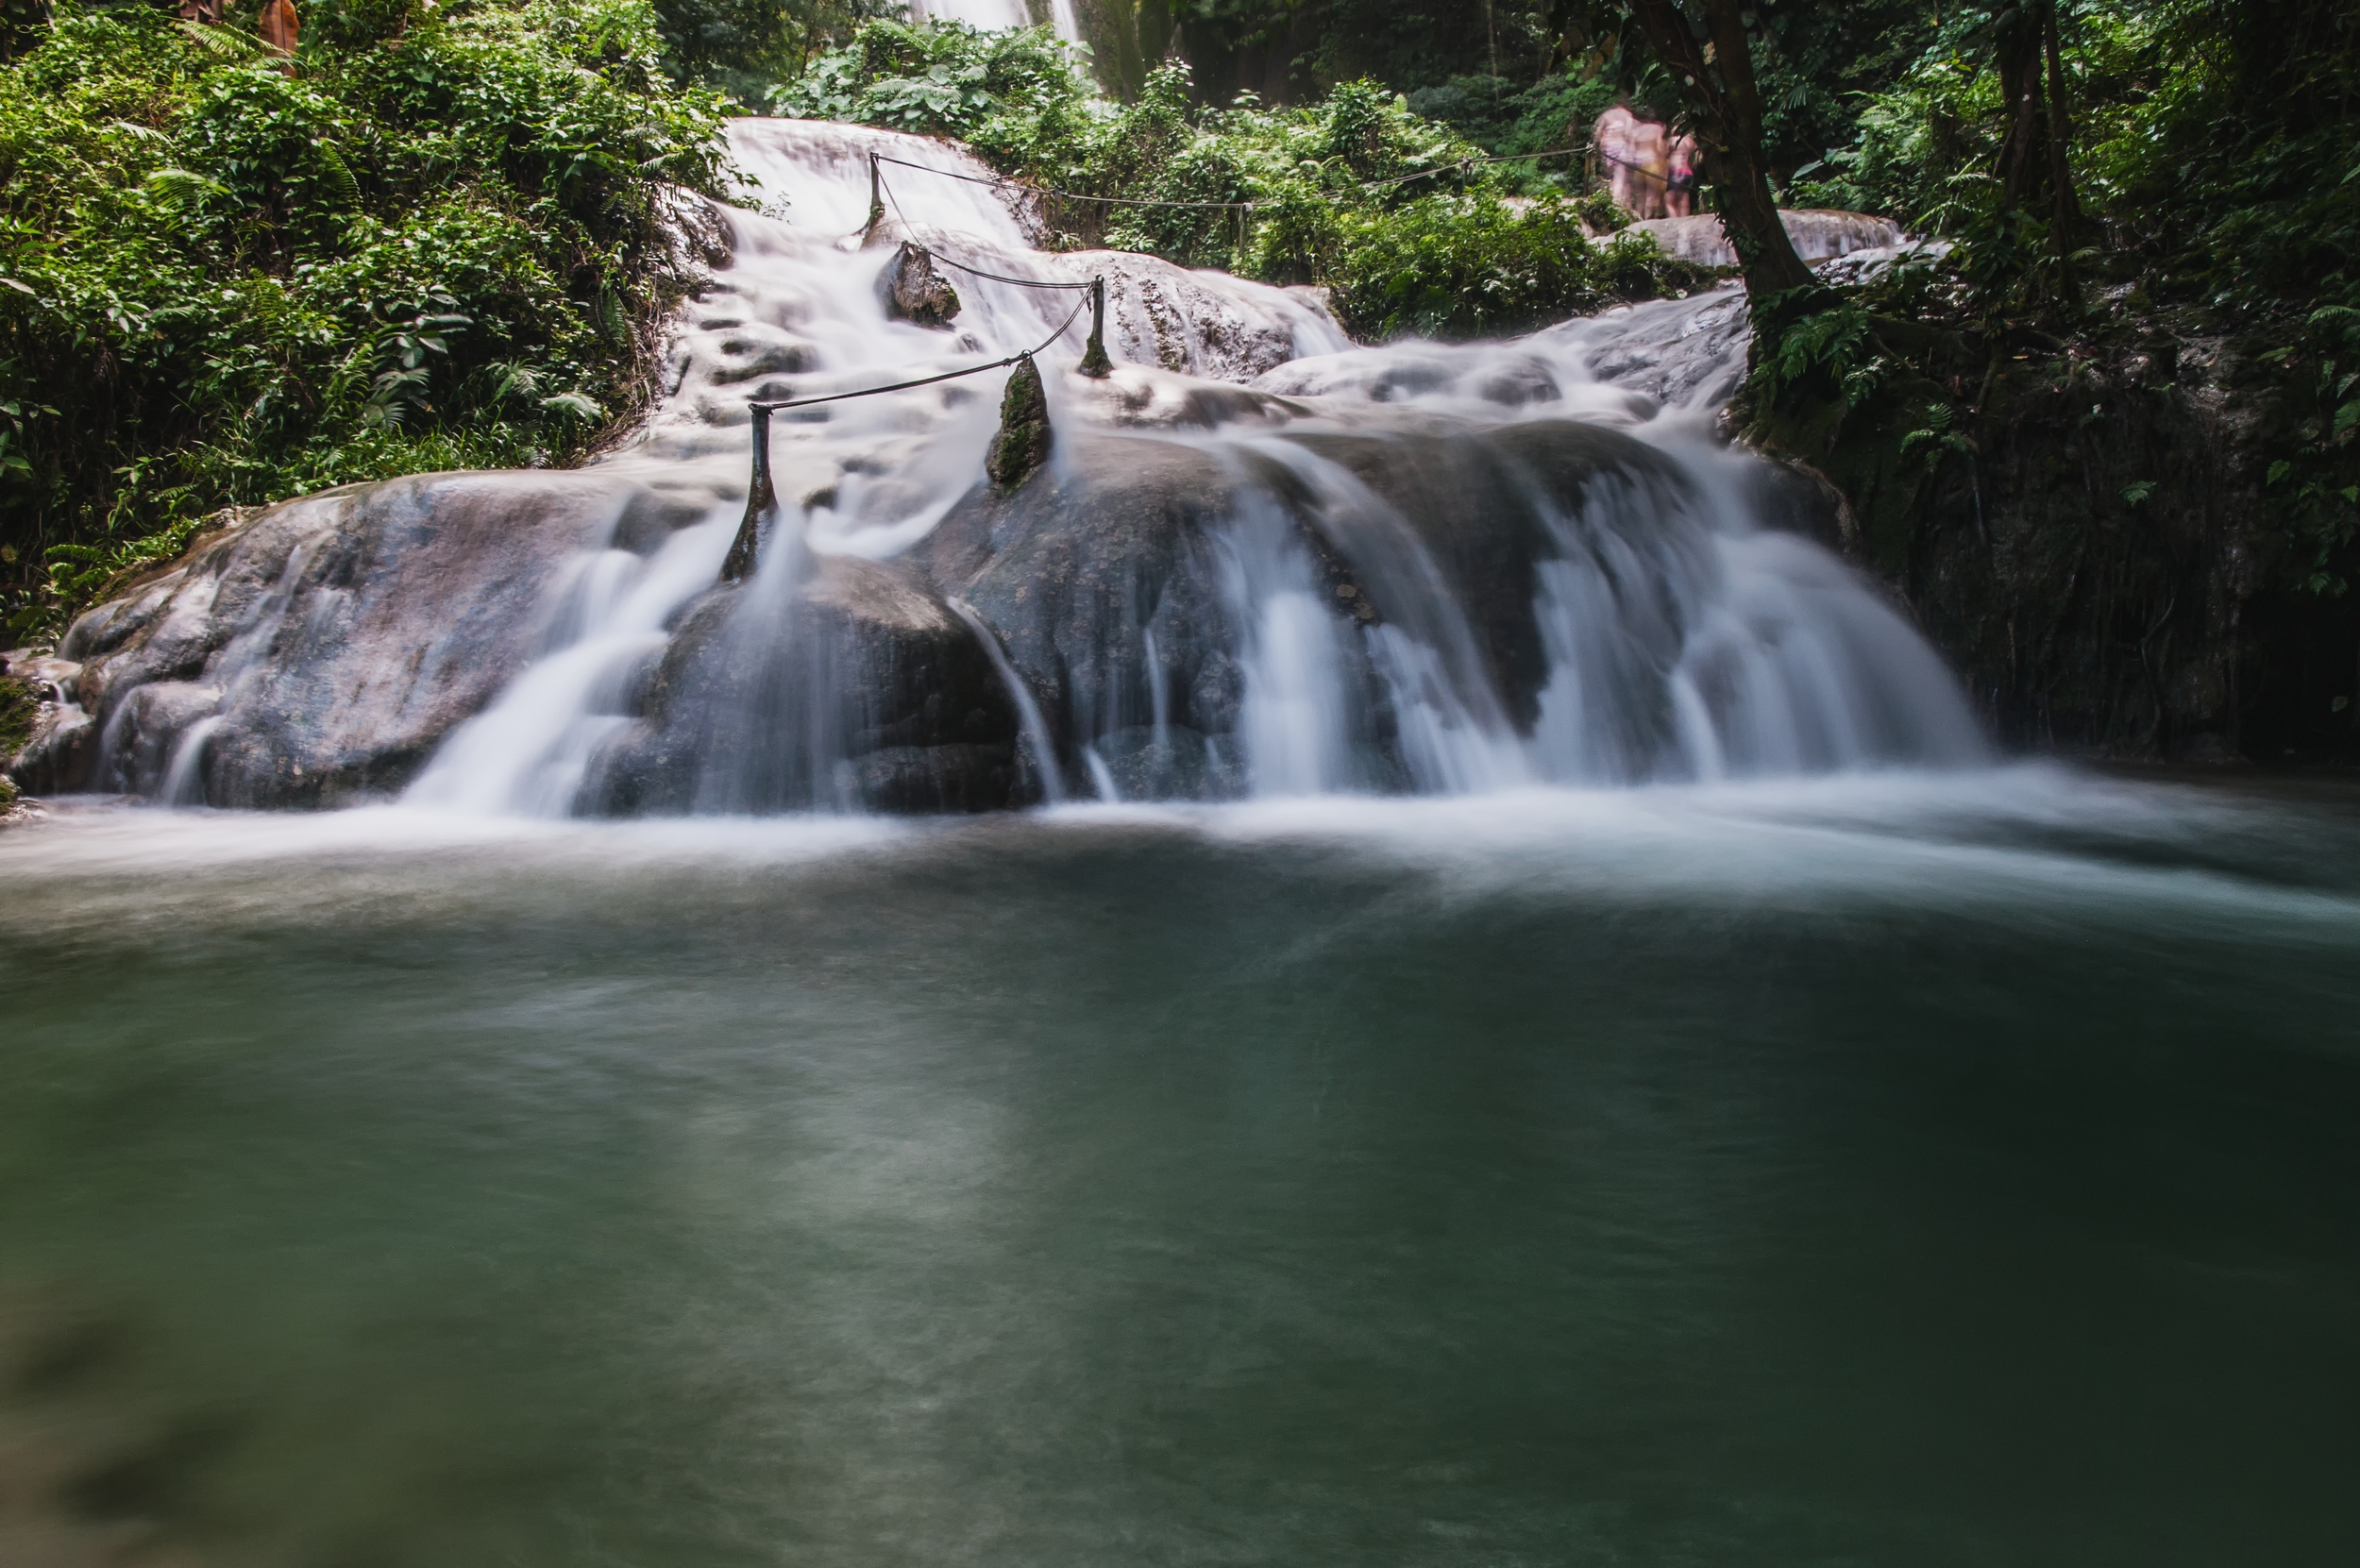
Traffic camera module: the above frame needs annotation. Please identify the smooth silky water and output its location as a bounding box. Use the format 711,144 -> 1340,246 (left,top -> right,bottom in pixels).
3,772 -> 2358,1566
9,120 -> 2358,1565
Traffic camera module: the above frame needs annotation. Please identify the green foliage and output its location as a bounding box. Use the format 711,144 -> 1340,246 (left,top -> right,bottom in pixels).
0,0 -> 731,641
783,25 -> 1704,334
1747,292 -> 1888,410
1771,1 -> 2360,591
1326,195 -> 1696,342
1403,72 -> 1618,194
2266,306 -> 2360,593
767,19 -> 1096,140
1741,1 -> 1948,194
41,505 -> 227,619
0,674 -> 30,767
649,0 -> 881,105
1306,0 -> 1560,96
1900,401 -> 1975,475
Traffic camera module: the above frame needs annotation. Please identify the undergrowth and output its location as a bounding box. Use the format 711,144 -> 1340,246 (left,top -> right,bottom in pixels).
1746,0 -> 2360,596
0,0 -> 732,643
771,24 -> 1710,343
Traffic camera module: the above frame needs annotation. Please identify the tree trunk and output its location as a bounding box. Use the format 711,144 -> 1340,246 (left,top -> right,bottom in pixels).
1991,0 -> 2084,298
1624,0 -> 1815,300
1994,4 -> 2049,214
2041,4 -> 2082,244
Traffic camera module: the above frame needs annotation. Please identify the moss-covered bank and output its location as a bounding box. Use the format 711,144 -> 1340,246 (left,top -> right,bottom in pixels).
1753,307 -> 2360,764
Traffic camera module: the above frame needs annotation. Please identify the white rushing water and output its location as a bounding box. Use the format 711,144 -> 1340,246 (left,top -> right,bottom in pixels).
402,119 -> 1984,818
905,0 -> 1080,42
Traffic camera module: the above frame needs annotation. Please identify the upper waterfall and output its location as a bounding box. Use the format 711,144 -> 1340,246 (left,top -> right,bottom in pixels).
905,0 -> 1082,43
25,119 -> 1986,814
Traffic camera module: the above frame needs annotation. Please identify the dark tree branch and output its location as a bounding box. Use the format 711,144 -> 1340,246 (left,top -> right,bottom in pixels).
1624,0 -> 1815,299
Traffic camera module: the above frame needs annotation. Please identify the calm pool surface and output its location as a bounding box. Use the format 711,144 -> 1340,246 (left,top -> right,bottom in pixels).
2,767 -> 2356,1567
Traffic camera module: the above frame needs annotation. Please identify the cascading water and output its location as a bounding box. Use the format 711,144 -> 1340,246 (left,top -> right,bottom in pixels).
905,0 -> 1081,42
393,118 -> 1983,817
32,117 -> 1979,815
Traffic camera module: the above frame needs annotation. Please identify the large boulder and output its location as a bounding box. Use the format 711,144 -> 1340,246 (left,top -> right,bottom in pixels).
13,472 -> 708,805
587,551 -> 1023,815
914,433 -> 1253,799
908,418 -> 1691,797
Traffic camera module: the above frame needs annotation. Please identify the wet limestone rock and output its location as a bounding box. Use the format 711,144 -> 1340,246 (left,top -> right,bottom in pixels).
1623,210 -> 1903,267
589,552 -> 1022,815
881,243 -> 961,329
914,418 -> 1690,799
986,353 -> 1053,491
8,473 -> 714,805
1252,421 -> 1688,733
916,432 -> 1258,799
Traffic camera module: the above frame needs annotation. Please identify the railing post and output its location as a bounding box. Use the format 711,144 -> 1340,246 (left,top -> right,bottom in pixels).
866,151 -> 885,237
720,402 -> 775,583
1078,276 -> 1112,379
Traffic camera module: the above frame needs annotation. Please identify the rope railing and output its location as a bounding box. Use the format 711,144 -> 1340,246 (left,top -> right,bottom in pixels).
720,285 -> 1096,584
867,143 -> 1627,276
868,143 -> 1609,219
745,289 -> 1091,417
1595,146 -> 1691,191
721,135 -> 1670,583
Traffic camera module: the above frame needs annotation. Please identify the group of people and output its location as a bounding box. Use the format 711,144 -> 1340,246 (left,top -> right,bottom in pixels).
1592,107 -> 1698,219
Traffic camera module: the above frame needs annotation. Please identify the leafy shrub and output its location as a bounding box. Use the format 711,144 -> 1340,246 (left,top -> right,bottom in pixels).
767,18 -> 1094,142
778,26 -> 1704,330
2265,306 -> 2360,593
1403,71 -> 1620,194
0,0 -> 731,641
1326,195 -> 1698,342
649,0 -> 881,107
1767,0 -> 2358,590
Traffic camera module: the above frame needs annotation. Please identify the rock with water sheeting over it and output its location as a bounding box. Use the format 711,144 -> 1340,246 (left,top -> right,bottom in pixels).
586,551 -> 1023,816
914,434 -> 1261,781
13,473 -> 710,806
1624,209 -> 1903,267
880,242 -> 962,329
907,417 -> 1694,797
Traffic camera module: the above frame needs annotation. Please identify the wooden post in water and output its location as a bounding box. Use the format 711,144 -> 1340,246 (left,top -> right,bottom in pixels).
866,152 -> 885,238
1079,277 -> 1112,379
720,403 -> 775,583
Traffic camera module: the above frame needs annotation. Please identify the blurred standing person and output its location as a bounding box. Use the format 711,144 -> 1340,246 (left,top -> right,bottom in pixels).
1625,116 -> 1670,216
1593,107 -> 1641,213
1664,132 -> 1698,216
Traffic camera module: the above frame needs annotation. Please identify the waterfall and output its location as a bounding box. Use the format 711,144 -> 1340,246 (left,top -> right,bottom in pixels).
214,117 -> 1968,818
950,597 -> 1066,806
93,538 -> 315,805
905,0 -> 1080,42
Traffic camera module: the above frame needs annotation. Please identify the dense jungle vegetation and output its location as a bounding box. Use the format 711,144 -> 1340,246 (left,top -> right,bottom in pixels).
755,0 -> 2359,610
0,0 -> 731,641
768,23 -> 1692,337
3,0 -> 2354,675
